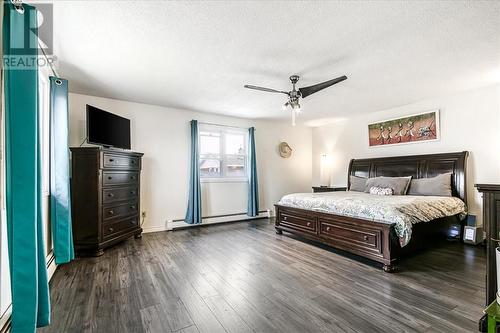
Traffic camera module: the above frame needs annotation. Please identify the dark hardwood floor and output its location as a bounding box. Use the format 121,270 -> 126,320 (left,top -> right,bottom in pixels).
41,219 -> 485,333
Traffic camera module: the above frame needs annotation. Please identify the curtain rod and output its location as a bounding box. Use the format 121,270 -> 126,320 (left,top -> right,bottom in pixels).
198,121 -> 256,131
10,1 -> 62,84
38,41 -> 62,84
11,0 -> 23,13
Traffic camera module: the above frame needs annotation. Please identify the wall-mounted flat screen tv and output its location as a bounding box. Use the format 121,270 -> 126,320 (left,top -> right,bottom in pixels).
87,105 -> 131,149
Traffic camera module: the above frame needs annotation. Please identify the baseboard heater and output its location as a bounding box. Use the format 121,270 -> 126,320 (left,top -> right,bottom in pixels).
168,210 -> 270,230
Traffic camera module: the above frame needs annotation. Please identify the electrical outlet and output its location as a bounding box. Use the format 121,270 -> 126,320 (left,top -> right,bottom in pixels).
141,211 -> 146,218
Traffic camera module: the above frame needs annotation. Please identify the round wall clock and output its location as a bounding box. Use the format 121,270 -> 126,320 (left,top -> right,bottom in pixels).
278,142 -> 292,158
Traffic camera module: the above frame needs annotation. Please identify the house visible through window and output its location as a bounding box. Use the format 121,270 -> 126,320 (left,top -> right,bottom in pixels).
199,124 -> 247,181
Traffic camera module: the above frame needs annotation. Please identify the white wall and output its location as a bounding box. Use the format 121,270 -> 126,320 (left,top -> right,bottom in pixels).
312,84 -> 500,226
68,93 -> 313,232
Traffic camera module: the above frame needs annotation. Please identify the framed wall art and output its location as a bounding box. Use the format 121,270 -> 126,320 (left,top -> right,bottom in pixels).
368,110 -> 439,147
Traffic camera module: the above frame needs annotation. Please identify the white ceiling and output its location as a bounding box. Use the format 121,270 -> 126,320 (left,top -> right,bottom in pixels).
52,1 -> 500,125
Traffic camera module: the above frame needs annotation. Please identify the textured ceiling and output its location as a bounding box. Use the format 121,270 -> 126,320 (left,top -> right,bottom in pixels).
52,1 -> 500,125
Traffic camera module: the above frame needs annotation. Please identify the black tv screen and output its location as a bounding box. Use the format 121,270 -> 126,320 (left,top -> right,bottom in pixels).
87,105 -> 131,149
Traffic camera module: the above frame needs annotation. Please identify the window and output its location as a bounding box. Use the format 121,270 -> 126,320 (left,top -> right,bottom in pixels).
38,67 -> 50,196
38,64 -> 53,256
199,124 -> 248,181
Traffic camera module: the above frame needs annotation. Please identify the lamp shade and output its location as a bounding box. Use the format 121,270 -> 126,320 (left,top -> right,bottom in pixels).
320,154 -> 331,186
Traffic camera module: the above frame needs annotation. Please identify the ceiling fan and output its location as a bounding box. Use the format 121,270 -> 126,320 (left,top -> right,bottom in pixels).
244,74 -> 347,125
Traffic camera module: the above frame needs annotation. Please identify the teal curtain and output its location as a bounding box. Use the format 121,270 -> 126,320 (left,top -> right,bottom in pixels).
247,127 -> 259,216
185,120 -> 202,224
49,77 -> 74,265
3,2 -> 51,331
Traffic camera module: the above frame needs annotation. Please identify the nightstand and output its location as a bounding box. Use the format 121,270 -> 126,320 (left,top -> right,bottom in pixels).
312,186 -> 347,193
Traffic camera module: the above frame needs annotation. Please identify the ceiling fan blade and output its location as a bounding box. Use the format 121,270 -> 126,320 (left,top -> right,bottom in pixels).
244,85 -> 289,95
298,75 -> 347,99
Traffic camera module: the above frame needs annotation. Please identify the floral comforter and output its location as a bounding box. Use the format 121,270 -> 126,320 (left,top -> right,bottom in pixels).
277,191 -> 466,247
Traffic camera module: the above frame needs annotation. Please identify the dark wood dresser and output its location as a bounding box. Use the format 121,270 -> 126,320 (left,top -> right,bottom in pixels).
71,147 -> 144,256
476,184 -> 500,306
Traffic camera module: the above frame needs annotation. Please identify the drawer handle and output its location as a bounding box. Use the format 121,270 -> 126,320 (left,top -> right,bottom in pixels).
109,227 -> 114,232
109,159 -> 114,162
130,191 -> 136,195
108,193 -> 114,197
363,236 -> 369,241
109,210 -> 115,215
130,205 -> 136,210
306,222 -> 311,227
283,216 -> 287,221
108,176 -> 113,180
131,160 -> 136,164
130,176 -> 136,180
326,227 -> 331,232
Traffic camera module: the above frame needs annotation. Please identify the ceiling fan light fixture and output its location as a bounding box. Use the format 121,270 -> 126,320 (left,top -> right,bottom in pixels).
291,101 -> 301,110
282,99 -> 301,125
244,73 -> 347,127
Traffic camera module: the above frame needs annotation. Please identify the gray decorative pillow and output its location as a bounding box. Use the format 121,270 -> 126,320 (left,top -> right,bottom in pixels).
369,186 -> 394,196
364,176 -> 412,195
408,173 -> 452,196
349,175 -> 367,192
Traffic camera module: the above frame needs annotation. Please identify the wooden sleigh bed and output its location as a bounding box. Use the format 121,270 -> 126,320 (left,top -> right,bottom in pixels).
274,151 -> 468,272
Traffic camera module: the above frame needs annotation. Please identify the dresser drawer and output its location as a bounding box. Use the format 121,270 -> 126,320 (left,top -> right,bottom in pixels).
103,152 -> 140,170
102,216 -> 139,239
102,200 -> 138,222
279,211 -> 317,234
102,186 -> 138,204
319,219 -> 382,254
102,171 -> 139,186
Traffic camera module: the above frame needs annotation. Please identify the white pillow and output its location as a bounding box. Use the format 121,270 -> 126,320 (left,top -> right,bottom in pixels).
369,186 -> 394,196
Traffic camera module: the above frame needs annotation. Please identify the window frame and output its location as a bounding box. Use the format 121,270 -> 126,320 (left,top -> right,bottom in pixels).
198,124 -> 248,183
38,66 -> 51,196
38,64 -> 53,256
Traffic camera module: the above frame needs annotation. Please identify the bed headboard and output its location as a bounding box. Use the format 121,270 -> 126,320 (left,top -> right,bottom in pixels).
347,151 -> 469,203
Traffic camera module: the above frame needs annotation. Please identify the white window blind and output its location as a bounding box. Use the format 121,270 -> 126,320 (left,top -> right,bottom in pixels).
198,124 -> 248,182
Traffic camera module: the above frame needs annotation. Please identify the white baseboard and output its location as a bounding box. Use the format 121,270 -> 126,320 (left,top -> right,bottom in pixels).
142,224 -> 169,233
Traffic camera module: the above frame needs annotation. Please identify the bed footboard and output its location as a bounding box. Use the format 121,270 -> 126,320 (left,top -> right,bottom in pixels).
274,204 -> 458,272
275,204 -> 396,271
